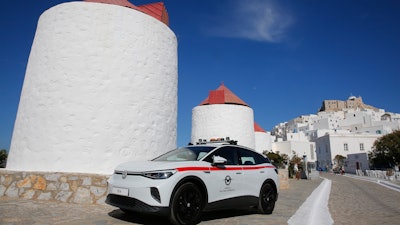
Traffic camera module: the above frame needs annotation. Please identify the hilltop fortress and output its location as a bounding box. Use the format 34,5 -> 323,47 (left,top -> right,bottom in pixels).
319,96 -> 378,112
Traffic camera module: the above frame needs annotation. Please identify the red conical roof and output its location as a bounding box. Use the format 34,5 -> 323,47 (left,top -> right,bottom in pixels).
84,0 -> 169,25
254,122 -> 266,132
199,84 -> 249,107
137,2 -> 169,26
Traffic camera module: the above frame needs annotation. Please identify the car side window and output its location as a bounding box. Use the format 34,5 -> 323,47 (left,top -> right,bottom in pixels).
238,148 -> 268,165
204,146 -> 238,165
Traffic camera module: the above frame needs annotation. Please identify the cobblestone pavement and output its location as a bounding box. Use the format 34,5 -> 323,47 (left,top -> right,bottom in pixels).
320,173 -> 400,225
0,178 -> 322,225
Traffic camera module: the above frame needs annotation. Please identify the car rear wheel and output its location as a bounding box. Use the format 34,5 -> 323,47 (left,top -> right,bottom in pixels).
169,182 -> 204,225
258,182 -> 277,214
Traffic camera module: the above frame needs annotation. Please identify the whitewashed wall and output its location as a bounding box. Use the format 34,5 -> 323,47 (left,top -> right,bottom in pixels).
272,141 -> 316,162
254,131 -> 271,154
315,133 -> 381,169
7,2 -> 177,174
328,134 -> 380,159
191,104 -> 255,149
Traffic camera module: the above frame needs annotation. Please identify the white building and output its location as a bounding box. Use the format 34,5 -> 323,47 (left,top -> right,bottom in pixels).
7,0 -> 177,174
315,133 -> 380,170
313,112 -> 343,131
271,96 -> 399,172
254,122 -> 272,154
344,153 -> 370,174
272,139 -> 316,163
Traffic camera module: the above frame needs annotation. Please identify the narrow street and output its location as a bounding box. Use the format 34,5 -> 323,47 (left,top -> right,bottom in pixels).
320,173 -> 400,224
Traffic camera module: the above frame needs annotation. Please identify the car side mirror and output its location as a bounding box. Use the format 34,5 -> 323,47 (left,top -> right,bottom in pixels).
212,156 -> 227,165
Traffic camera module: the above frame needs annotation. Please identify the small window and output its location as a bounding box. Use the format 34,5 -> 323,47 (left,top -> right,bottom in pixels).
203,147 -> 238,165
360,143 -> 364,151
237,148 -> 268,165
344,143 -> 348,151
241,157 -> 255,165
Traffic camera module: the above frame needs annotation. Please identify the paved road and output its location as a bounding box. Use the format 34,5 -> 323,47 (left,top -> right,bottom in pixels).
0,178 -> 322,225
320,173 -> 400,225
1,174 -> 400,225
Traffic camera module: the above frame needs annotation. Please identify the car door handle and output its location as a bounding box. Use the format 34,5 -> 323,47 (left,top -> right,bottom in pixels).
236,172 -> 242,174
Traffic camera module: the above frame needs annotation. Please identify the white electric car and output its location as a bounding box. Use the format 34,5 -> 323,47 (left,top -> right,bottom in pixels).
106,140 -> 279,225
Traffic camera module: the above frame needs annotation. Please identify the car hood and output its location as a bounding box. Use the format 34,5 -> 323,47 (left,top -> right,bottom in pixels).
114,161 -> 210,172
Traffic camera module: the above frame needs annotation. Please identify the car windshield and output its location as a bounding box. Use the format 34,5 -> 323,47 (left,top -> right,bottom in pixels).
152,146 -> 216,161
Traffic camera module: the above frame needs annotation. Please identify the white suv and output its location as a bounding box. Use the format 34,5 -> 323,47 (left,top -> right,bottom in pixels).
106,142 -> 279,225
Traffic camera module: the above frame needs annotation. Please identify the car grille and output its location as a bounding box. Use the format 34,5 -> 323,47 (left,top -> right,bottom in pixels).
106,194 -> 168,215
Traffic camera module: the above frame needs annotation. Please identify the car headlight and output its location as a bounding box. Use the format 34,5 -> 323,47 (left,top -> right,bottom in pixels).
142,169 -> 177,179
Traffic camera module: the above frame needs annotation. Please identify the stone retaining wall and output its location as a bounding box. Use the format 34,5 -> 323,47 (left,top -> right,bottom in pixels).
278,169 -> 289,190
0,169 -> 289,205
0,169 -> 110,205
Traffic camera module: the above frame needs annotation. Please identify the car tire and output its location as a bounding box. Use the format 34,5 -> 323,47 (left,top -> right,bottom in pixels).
257,182 -> 277,214
169,182 -> 204,225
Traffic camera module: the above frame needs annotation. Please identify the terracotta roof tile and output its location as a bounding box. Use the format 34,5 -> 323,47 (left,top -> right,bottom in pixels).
84,0 -> 169,25
137,2 -> 169,26
199,84 -> 249,107
254,122 -> 266,132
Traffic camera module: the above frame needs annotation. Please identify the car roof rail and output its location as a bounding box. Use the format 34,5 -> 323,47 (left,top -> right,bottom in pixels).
195,137 -> 237,145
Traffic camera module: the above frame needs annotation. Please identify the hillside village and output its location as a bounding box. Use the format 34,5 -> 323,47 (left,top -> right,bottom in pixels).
191,84 -> 399,175
269,95 -> 400,173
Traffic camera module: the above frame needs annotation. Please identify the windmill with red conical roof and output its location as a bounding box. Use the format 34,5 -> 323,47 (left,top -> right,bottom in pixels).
191,84 -> 256,148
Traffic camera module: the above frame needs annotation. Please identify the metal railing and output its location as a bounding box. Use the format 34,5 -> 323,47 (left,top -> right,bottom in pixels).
358,169 -> 400,182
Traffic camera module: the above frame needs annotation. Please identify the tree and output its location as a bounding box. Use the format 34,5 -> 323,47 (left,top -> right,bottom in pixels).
369,130 -> 400,169
264,151 -> 288,169
333,155 -> 346,167
288,152 -> 303,178
0,149 -> 7,168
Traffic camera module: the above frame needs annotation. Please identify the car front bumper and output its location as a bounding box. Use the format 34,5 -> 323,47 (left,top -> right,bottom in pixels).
105,194 -> 170,216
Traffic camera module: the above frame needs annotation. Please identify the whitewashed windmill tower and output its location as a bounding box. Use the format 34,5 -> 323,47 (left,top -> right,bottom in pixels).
7,0 -> 177,174
191,84 -> 256,148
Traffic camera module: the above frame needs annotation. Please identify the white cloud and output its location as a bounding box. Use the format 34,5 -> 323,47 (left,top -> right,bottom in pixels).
208,0 -> 294,43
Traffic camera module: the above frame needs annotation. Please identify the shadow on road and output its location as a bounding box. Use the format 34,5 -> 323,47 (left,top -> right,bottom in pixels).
108,208 -> 256,225
108,209 -> 172,225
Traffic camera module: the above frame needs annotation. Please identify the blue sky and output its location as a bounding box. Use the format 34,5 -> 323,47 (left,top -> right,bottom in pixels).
1,0 -> 399,150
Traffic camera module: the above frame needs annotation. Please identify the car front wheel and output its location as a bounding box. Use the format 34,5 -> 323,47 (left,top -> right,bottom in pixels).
169,182 -> 204,225
258,182 -> 277,214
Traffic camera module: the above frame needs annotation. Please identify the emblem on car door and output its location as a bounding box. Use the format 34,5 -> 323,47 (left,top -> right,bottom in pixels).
122,170 -> 128,179
225,175 -> 232,185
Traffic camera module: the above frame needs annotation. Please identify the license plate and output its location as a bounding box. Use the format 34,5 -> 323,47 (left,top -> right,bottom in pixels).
111,187 -> 129,196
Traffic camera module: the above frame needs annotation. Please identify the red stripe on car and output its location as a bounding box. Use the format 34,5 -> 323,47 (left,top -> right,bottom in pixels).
176,165 -> 274,172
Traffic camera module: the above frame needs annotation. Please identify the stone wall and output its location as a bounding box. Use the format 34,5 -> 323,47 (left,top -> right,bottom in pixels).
278,169 -> 289,190
1,169 -> 290,205
0,170 -> 109,204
